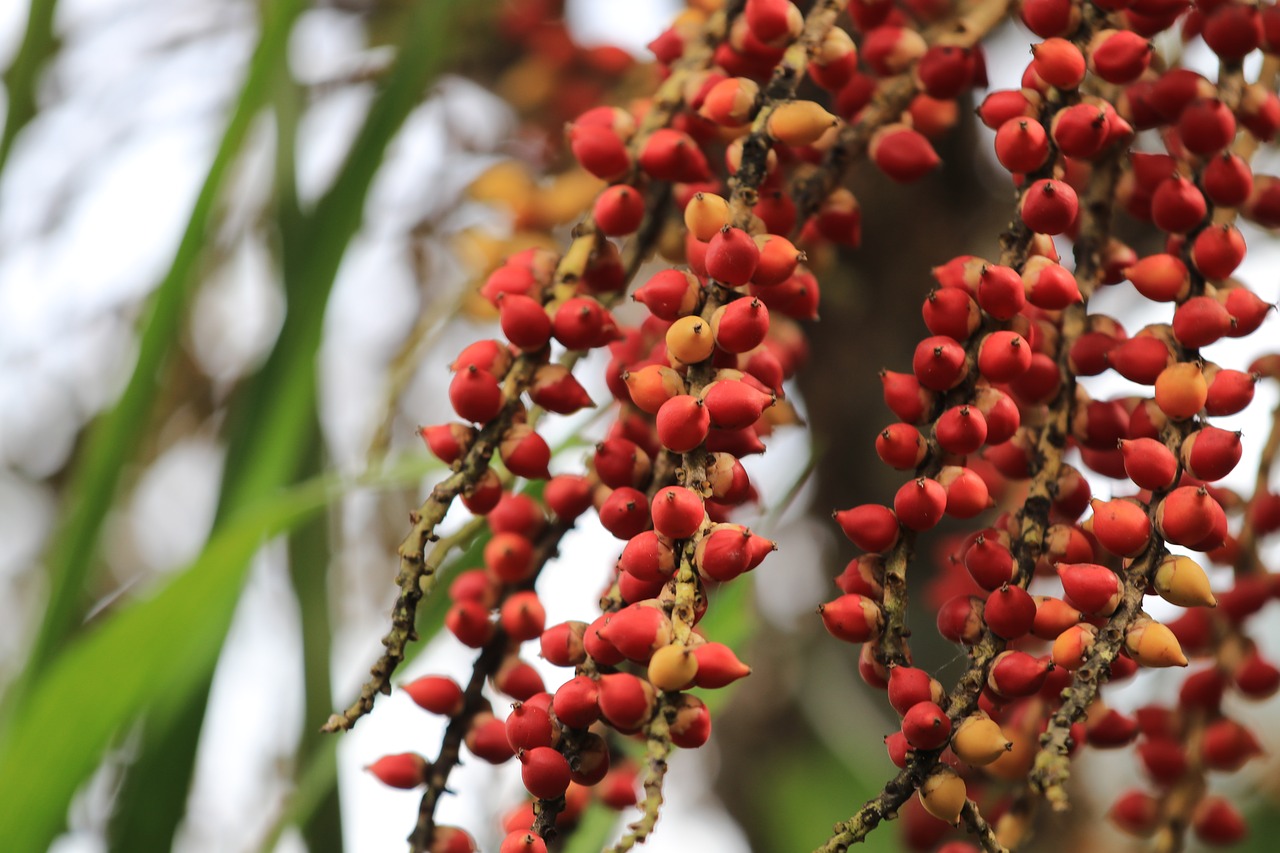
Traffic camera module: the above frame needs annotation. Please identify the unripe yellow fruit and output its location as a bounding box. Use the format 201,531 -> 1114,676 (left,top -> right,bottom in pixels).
647,644 -> 699,691
666,315 -> 715,365
684,192 -> 731,242
950,714 -> 1013,766
918,767 -> 967,824
767,101 -> 841,147
1153,554 -> 1217,608
1154,362 -> 1207,420
1125,616 -> 1188,667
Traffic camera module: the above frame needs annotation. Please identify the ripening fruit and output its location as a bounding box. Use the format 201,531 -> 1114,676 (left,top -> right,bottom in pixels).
703,227 -> 759,287
1172,296 -> 1232,348
1022,256 -> 1081,309
1203,152 -> 1254,207
937,595 -> 985,645
935,406 -> 987,455
693,642 -> 752,688
977,263 -> 1026,319
1224,287 -> 1271,336
420,423 -> 475,465
1119,438 -> 1178,491
651,486 -> 705,540
500,831 -> 548,853
745,0 -> 802,42
624,365 -> 686,413
894,477 -> 947,531
977,331 -> 1032,382
1110,789 -> 1160,837
711,298 -> 770,352
913,335 -> 969,390
656,395 -> 710,453
1178,98 -> 1236,155
1089,498 -> 1152,557
699,77 -> 759,127
984,584 -> 1036,639
639,128 -> 710,183
1031,38 -> 1086,89
1151,176 -> 1207,234
518,747 -> 571,800
861,25 -> 927,75
922,287 -> 980,341
833,504 -> 900,552
1191,224 -> 1247,279
888,667 -> 944,715
964,533 -> 1015,590
485,532 -> 534,583
684,192 -> 731,243
1192,797 -> 1248,845
499,424 -> 551,479
1087,29 -> 1151,84
1126,253 -> 1190,302
1051,622 -> 1098,670
500,591 -> 547,642
568,122 -> 630,180
366,753 -> 429,789
1020,178 -> 1078,235
809,27 -> 857,89
449,366 -> 504,423
505,701 -> 555,751
540,621 -> 587,668
702,380 -> 773,429
593,671 -> 655,722
1107,335 -> 1173,384
447,600 -> 494,648
994,118 -> 1050,173
937,465 -> 990,518
598,486 -> 651,540
902,701 -> 952,750
881,370 -> 933,423
1180,426 -> 1242,481
818,594 -> 884,642
869,124 -> 941,183
531,365 -> 594,414
1021,0 -> 1077,37
1051,103 -> 1110,159
877,423 -> 927,469
403,675 -> 465,716
597,605 -> 672,662
978,89 -> 1040,130
1206,368 -> 1257,416
1058,562 -> 1122,616
635,269 -> 701,320
752,236 -> 803,287
594,185 -> 646,236
1154,486 -> 1222,547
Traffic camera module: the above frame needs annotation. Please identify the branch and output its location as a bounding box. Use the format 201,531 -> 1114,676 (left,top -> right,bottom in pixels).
409,518 -> 574,850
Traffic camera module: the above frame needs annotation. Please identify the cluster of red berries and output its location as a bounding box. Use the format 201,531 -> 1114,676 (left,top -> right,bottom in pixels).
815,0 -> 1280,847
343,0 -> 1280,850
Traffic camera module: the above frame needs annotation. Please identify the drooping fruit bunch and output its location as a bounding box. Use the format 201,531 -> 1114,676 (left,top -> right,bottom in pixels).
336,0 -> 1280,851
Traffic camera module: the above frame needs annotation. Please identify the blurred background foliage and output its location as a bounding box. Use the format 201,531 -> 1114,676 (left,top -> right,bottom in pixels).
0,1 -> 1278,852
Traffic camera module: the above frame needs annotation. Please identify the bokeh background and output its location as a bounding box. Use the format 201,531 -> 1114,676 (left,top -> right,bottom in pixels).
2,1 -> 1280,851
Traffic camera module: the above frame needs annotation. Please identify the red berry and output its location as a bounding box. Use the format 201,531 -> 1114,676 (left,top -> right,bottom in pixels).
518,747 -> 571,800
